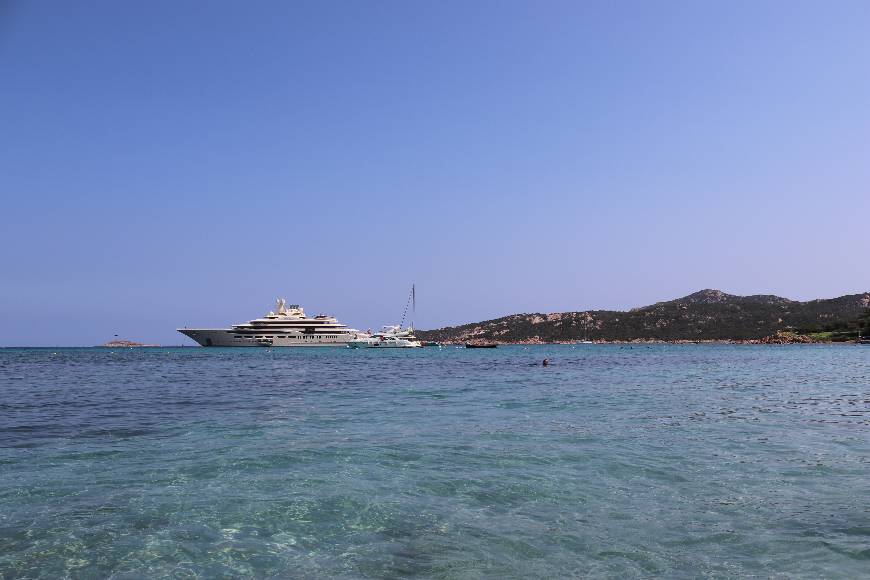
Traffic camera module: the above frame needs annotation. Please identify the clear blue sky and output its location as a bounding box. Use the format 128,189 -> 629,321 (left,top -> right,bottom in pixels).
1,1 -> 868,346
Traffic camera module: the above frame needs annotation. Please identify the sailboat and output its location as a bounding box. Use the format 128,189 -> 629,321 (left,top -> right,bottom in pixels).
347,285 -> 422,348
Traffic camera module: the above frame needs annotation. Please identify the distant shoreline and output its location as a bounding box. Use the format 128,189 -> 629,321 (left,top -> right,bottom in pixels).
416,289 -> 870,345
436,339 -> 861,346
2,341 -> 863,349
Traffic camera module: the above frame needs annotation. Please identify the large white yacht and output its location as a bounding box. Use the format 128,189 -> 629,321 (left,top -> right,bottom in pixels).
178,299 -> 360,347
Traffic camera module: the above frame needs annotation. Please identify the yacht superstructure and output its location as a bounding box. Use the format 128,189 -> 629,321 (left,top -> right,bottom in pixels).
178,299 -> 359,347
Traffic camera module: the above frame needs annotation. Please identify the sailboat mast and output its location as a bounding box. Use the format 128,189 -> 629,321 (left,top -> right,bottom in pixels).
399,284 -> 415,329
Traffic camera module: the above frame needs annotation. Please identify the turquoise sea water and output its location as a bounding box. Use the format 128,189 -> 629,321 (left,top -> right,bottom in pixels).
1,345 -> 868,578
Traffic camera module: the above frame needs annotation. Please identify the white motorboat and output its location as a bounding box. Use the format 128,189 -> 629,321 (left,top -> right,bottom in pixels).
348,325 -> 422,348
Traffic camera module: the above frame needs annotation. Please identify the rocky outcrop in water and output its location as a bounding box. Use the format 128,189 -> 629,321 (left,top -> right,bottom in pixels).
101,340 -> 160,348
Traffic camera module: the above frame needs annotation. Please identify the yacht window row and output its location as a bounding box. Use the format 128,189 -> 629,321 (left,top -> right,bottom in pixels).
233,335 -> 342,339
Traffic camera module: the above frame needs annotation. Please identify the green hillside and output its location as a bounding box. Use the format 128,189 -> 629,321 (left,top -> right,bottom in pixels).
798,308 -> 870,342
417,289 -> 870,343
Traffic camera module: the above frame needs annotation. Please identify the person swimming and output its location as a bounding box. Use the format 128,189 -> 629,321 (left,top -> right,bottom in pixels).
542,358 -> 549,366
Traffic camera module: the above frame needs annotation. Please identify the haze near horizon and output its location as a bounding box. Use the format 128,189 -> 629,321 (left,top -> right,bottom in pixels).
1,1 -> 869,346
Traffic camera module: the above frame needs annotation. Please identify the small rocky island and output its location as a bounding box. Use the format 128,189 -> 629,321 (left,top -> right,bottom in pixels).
100,340 -> 160,348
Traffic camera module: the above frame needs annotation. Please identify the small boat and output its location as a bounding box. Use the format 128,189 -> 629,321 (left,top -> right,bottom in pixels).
348,325 -> 422,348
348,285 -> 425,349
465,343 -> 498,348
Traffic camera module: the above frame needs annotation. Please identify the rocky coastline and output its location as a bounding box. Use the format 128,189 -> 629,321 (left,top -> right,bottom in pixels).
433,331 -> 838,346
418,289 -> 870,345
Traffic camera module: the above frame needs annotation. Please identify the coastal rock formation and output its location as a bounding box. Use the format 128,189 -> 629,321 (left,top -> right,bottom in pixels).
101,340 -> 160,348
417,290 -> 870,343
757,331 -> 814,344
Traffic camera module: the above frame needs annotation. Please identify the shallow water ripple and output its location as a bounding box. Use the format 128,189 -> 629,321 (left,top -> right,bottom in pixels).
1,345 -> 869,577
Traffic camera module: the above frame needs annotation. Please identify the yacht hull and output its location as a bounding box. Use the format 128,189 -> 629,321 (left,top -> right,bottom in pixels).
347,338 -> 422,348
177,329 -> 353,347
